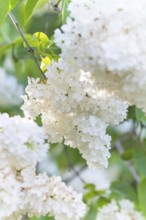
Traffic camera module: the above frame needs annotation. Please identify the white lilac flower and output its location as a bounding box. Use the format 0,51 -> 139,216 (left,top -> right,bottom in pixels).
0,166 -> 22,220
0,68 -> 23,108
54,0 -> 146,112
0,113 -> 49,170
23,60 -> 127,124
0,165 -> 86,220
22,60 -> 127,168
42,112 -> 111,168
96,199 -> 145,220
20,168 -> 86,220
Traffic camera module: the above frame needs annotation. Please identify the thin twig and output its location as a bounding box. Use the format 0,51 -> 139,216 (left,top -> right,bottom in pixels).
114,141 -> 140,183
63,141 -> 86,184
51,0 -> 61,12
8,12 -> 46,80
64,165 -> 87,184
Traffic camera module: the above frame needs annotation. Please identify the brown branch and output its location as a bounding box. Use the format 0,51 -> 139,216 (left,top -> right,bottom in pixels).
64,164 -> 87,184
8,12 -> 46,80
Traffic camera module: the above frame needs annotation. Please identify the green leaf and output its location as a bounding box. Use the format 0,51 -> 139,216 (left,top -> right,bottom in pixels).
138,179 -> 146,217
110,181 -> 137,202
9,0 -> 19,11
135,107 -> 146,123
128,106 -> 146,122
24,0 -> 40,24
84,184 -> 96,191
83,202 -> 98,220
133,149 -> 146,177
0,0 -> 9,24
24,34 -> 39,48
62,0 -> 70,23
127,106 -> 137,120
97,197 -> 110,209
83,191 -> 97,201
0,39 -> 22,53
24,0 -> 50,24
41,56 -> 51,72
121,149 -> 133,161
34,32 -> 50,48
35,0 -> 50,10
84,183 -> 105,202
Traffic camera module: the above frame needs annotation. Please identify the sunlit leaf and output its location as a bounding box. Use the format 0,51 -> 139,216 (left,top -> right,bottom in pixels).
24,0 -> 50,24
84,184 -> 96,191
24,0 -> 40,24
9,0 -> 19,11
34,32 -> 50,48
41,56 -> 51,72
35,0 -> 50,10
0,0 -> 9,24
62,0 -> 70,23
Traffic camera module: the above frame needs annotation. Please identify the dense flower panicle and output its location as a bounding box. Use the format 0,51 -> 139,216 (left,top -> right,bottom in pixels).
21,169 -> 86,220
22,60 -> 127,168
0,113 -> 49,169
0,68 -> 23,108
55,0 -> 146,112
0,166 -> 22,219
45,60 -> 127,125
0,166 -> 86,220
96,199 -> 145,220
23,60 -> 127,124
41,112 -> 111,168
0,112 -> 85,220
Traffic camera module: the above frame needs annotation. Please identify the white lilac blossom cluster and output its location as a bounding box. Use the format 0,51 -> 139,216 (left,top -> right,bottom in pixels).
0,113 -> 48,169
0,114 -> 85,220
22,60 -> 127,168
54,0 -> 146,112
0,68 -> 23,108
23,0 -> 146,169
23,0 -> 146,168
1,166 -> 85,220
96,199 -> 145,220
